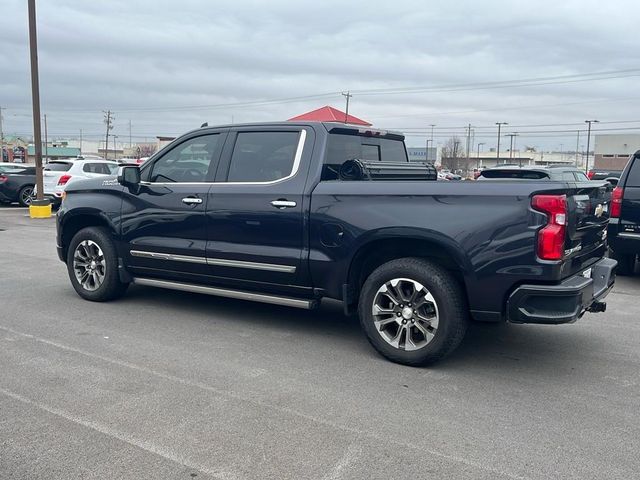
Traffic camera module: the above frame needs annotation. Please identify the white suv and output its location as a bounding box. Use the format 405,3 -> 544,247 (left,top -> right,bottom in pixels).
36,159 -> 118,205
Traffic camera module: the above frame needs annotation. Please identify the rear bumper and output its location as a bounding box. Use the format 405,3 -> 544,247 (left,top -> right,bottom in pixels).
507,258 -> 617,324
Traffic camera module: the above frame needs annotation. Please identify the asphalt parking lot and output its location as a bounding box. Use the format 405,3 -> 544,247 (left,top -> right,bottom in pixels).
1,205 -> 639,480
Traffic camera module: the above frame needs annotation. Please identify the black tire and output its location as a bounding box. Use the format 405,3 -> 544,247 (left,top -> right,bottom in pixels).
358,257 -> 468,366
612,250 -> 636,276
17,185 -> 34,207
66,227 -> 129,301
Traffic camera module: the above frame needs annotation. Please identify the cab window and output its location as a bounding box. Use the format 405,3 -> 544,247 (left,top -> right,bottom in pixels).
148,134 -> 221,183
226,131 -> 300,183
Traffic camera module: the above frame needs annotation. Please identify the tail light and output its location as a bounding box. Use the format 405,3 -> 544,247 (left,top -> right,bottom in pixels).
0,175 -> 7,184
587,170 -> 595,180
57,174 -> 72,186
532,194 -> 567,261
610,186 -> 624,218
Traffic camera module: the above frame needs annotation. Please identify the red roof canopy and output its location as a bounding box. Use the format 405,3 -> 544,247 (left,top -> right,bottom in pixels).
287,106 -> 372,126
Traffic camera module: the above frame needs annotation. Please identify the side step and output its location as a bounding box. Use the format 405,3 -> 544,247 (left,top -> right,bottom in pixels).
132,277 -> 318,310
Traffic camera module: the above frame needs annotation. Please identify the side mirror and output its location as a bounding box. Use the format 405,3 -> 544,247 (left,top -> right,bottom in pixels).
117,165 -> 141,187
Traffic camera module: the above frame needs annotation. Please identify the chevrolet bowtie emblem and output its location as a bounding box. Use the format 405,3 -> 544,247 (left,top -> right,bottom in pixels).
594,204 -> 605,217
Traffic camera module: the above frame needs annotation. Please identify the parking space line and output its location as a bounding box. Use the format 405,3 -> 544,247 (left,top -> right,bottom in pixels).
0,386 -> 230,479
0,324 -> 528,480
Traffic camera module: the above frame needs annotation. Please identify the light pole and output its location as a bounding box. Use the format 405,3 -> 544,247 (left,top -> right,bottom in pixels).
476,142 -> 485,169
505,133 -> 519,165
112,134 -> 119,160
425,139 -> 432,163
584,120 -> 599,173
27,0 -> 50,215
495,122 -> 508,164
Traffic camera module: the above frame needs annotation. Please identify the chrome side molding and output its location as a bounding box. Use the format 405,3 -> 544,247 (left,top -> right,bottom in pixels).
130,250 -> 296,273
132,277 -> 317,309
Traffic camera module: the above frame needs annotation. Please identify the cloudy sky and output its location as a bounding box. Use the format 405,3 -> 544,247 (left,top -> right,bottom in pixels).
1,0 -> 639,149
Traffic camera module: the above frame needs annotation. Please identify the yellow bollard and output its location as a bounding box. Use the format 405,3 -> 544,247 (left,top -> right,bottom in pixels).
29,200 -> 52,218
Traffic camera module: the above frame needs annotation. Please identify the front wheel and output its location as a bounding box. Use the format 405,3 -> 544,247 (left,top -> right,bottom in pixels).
66,227 -> 129,301
358,258 -> 468,366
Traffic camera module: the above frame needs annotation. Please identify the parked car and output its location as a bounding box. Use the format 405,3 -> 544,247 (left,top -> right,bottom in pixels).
37,159 -> 118,206
0,164 -> 36,206
477,165 -> 591,181
588,168 -> 623,182
56,122 -> 616,366
608,151 -> 640,275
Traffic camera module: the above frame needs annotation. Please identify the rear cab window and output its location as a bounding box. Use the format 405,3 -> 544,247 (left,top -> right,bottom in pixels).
323,134 -> 408,180
225,131 -> 302,183
82,163 -> 118,175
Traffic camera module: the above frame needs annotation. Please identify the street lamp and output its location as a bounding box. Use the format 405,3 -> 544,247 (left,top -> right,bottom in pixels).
425,139 -> 432,163
584,120 -> 599,173
505,133 -> 519,165
476,142 -> 485,169
495,122 -> 508,164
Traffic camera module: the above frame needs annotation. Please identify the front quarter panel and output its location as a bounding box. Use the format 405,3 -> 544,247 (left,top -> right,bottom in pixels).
56,177 -> 125,259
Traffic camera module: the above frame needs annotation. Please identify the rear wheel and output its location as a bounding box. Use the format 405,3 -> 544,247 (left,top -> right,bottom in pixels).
612,250 -> 636,276
358,258 -> 468,366
66,227 -> 129,301
17,185 -> 34,207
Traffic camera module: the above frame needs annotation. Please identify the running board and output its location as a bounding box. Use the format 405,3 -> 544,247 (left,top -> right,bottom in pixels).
132,277 -> 318,310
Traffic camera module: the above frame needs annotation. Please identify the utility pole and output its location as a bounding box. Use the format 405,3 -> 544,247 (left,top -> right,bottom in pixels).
28,0 -> 45,204
495,122 -> 508,165
476,142 -> 485,169
465,123 -> 472,168
575,130 -> 580,167
505,133 -> 519,165
584,119 -> 599,173
103,110 -> 113,159
43,113 -> 48,163
112,134 -> 118,160
0,106 -> 4,162
425,139 -> 432,163
341,91 -> 352,123
429,124 -> 436,162
80,128 -> 83,153
560,143 -> 564,163
128,119 -> 132,148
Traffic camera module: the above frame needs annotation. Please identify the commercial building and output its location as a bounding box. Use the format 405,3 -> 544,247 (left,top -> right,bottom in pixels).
406,147 -> 439,164
593,134 -> 640,170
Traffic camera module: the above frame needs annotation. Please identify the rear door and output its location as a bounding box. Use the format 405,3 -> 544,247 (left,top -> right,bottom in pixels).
205,126 -> 313,289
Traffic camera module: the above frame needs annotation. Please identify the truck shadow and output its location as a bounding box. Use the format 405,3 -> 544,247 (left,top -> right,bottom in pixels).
125,285 -> 600,376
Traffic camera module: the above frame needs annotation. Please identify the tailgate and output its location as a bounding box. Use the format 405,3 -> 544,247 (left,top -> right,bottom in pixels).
563,181 -> 610,275
43,171 -> 63,192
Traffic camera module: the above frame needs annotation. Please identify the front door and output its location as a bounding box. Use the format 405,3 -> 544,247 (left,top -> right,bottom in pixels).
205,126 -> 313,290
121,131 -> 226,279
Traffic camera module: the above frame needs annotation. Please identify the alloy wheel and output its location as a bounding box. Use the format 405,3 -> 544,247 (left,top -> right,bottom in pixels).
372,278 -> 439,351
73,240 -> 106,291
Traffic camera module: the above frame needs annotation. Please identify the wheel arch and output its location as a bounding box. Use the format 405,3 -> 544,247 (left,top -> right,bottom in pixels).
59,210 -> 117,261
343,229 -> 472,312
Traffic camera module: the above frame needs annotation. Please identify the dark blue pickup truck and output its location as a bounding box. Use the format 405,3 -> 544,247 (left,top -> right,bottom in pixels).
56,122 -> 616,365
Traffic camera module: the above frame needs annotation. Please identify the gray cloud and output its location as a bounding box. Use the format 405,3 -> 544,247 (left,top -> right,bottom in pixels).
1,0 -> 639,149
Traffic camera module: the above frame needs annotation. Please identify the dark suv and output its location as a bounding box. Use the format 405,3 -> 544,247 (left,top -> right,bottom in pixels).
0,164 -> 37,206
609,151 -> 640,274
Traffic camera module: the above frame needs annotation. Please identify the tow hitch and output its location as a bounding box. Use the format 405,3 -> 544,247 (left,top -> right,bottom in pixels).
588,301 -> 607,313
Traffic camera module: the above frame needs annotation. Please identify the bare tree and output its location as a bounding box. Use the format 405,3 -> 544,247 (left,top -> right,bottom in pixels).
441,136 -> 465,171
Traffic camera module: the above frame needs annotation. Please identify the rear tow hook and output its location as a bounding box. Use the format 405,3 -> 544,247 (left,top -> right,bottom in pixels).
588,301 -> 607,313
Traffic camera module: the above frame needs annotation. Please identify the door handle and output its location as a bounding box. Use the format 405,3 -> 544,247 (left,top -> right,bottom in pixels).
270,199 -> 297,209
182,197 -> 203,205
